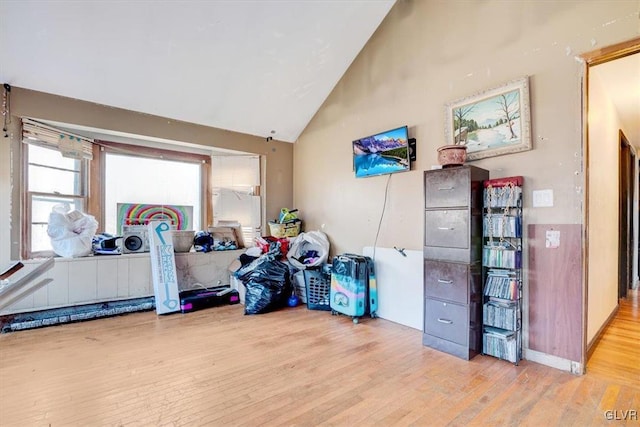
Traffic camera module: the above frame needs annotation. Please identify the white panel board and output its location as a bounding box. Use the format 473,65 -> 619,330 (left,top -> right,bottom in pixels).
148,221 -> 181,314
363,246 -> 423,330
213,189 -> 261,228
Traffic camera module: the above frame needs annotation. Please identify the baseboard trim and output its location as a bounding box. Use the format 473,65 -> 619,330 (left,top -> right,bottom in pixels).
586,304 -> 619,359
524,348 -> 583,374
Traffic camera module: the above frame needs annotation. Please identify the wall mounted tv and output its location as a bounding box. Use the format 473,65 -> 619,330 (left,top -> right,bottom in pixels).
353,125 -> 410,178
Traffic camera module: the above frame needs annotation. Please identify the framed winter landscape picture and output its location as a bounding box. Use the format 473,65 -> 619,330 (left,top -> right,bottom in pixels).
445,76 -> 531,161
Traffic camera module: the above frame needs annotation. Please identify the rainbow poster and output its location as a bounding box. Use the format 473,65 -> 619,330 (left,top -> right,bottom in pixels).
117,203 -> 193,234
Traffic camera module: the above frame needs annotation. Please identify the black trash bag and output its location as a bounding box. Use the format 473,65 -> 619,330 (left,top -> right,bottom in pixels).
236,243 -> 292,314
234,242 -> 282,278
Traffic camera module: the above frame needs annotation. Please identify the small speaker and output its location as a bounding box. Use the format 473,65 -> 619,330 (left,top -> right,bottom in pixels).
408,138 -> 417,161
122,226 -> 149,254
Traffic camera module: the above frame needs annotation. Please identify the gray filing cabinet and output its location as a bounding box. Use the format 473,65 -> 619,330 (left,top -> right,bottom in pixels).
422,165 -> 489,360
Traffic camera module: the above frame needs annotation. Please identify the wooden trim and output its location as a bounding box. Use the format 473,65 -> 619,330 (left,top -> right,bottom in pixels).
87,144 -> 102,227
98,139 -> 212,232
618,130 -> 634,299
580,37 -> 640,65
22,142 -> 90,258
96,140 -> 210,164
20,138 -> 213,257
581,61 -> 589,369
21,141 -> 29,259
580,36 -> 640,372
202,161 -> 212,228
586,303 -> 619,359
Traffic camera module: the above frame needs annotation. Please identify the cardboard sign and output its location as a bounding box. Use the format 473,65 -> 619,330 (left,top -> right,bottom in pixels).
148,221 -> 180,314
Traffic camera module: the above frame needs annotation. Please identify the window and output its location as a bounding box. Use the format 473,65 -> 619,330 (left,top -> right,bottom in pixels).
18,118 -> 272,258
97,142 -> 211,239
25,143 -> 88,256
211,155 -> 261,246
21,119 -> 213,258
103,152 -> 203,234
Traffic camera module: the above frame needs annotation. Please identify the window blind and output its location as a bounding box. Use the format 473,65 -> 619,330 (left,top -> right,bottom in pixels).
212,155 -> 260,189
22,118 -> 94,160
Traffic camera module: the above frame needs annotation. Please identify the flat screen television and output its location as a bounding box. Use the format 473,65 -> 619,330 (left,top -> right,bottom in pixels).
352,125 -> 410,178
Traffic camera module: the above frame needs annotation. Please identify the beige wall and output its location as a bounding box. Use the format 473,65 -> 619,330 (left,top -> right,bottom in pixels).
586,71 -> 624,344
0,87 -> 293,264
294,0 -> 639,365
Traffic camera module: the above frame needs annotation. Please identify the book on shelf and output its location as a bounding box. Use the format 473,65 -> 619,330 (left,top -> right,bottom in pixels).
487,296 -> 516,305
484,270 -> 519,300
482,246 -> 521,269
483,186 -> 523,208
483,177 -> 523,208
483,327 -> 518,362
483,300 -> 519,330
483,215 -> 521,238
483,325 -> 515,339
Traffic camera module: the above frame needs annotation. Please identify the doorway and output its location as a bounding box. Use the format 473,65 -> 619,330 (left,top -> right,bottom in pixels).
583,38 -> 640,373
619,131 -> 635,299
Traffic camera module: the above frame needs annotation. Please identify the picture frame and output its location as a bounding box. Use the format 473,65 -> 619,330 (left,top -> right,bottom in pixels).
445,76 -> 531,161
116,203 -> 193,235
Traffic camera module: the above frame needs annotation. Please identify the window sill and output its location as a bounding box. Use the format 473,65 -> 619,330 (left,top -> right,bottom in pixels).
20,249 -> 246,264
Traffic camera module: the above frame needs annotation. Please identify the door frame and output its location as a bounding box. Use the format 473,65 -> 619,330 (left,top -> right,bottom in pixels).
581,37 -> 640,368
619,131 -> 635,299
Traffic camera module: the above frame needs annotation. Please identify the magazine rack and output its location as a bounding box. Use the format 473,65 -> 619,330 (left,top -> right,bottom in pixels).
482,177 -> 523,365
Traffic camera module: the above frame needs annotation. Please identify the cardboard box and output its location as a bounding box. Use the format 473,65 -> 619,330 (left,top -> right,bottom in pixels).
208,225 -> 245,249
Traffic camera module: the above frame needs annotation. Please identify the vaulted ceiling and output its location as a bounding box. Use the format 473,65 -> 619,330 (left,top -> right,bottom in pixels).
1,2 -> 638,146
0,0 -> 395,143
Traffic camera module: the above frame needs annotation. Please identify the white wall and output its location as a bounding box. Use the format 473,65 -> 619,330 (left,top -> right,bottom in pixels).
586,71 -> 625,344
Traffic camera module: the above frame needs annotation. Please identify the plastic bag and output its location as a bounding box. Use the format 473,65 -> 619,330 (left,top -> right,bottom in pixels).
47,204 -> 99,258
286,231 -> 330,269
235,244 -> 292,314
255,236 -> 289,257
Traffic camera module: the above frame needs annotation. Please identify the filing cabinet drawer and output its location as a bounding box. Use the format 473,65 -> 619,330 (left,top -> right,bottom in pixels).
424,298 -> 468,346
424,260 -> 469,304
424,168 -> 470,208
424,209 -> 469,248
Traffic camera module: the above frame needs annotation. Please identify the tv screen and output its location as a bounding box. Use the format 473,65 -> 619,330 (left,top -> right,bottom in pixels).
353,126 -> 410,178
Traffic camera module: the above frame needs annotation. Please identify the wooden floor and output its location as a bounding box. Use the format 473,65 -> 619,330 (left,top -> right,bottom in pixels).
587,288 -> 640,388
1,299 -> 638,426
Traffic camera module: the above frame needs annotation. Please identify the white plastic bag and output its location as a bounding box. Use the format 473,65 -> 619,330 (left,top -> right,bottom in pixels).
47,204 -> 99,258
286,231 -> 330,269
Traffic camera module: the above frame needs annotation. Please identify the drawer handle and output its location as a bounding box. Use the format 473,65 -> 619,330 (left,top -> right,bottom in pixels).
437,279 -> 453,284
438,186 -> 454,191
437,318 -> 453,324
437,227 -> 454,230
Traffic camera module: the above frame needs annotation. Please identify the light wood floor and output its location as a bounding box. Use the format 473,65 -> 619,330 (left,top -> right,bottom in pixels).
1,299 -> 638,426
587,288 -> 640,387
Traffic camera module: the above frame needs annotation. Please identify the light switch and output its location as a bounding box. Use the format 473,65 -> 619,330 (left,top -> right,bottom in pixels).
533,189 -> 554,207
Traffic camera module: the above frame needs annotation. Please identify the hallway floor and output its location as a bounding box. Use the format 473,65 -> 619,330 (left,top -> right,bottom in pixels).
587,288 -> 640,388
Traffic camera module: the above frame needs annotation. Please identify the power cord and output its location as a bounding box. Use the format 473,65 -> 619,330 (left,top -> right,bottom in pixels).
373,174 -> 392,262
